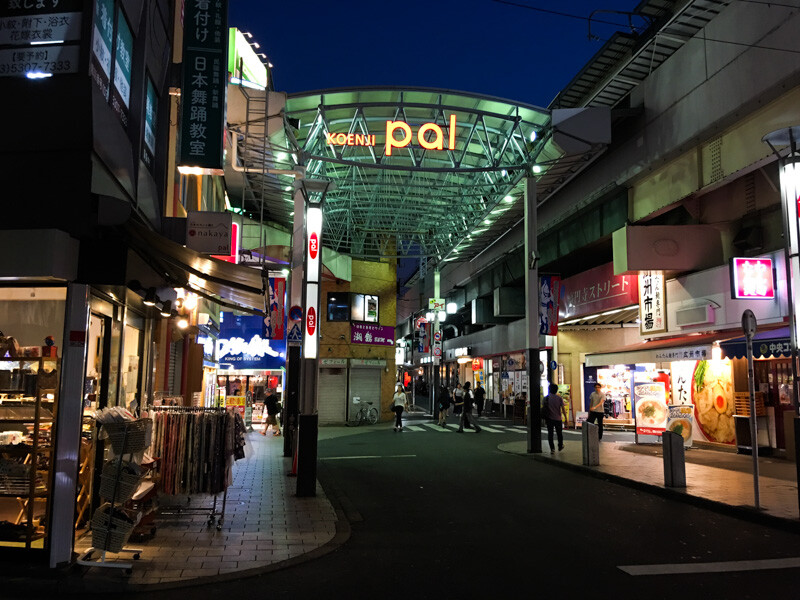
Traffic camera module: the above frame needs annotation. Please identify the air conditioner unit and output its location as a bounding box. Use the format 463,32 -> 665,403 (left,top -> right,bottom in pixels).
675,304 -> 715,328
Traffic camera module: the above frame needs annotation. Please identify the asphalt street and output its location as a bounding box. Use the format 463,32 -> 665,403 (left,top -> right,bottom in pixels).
50,415 -> 800,599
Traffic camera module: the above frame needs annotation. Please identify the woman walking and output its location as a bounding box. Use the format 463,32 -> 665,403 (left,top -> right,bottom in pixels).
392,385 -> 408,431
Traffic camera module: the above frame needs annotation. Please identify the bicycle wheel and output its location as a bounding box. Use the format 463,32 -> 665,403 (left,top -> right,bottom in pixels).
366,407 -> 379,425
355,408 -> 367,426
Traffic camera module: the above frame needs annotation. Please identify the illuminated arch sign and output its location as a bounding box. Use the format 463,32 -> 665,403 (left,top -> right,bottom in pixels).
326,114 -> 457,156
219,312 -> 286,369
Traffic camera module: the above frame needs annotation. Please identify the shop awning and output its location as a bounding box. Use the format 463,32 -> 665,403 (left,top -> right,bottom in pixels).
584,331 -> 737,368
125,220 -> 267,315
719,326 -> 792,359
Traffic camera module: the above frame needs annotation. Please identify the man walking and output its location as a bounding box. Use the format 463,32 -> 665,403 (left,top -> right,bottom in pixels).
457,382 -> 482,433
587,383 -> 606,440
542,383 -> 567,453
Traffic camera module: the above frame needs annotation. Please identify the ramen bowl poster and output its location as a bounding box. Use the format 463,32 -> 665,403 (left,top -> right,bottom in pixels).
691,359 -> 735,444
633,382 -> 668,435
666,405 -> 694,448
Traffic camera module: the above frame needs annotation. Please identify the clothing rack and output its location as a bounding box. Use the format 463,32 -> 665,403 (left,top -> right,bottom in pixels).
147,406 -> 245,531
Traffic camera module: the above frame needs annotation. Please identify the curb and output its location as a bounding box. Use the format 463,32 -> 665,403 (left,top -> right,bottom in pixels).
526,451 -> 800,535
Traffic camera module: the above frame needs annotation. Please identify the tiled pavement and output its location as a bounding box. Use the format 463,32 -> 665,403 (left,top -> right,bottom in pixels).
499,437 -> 800,527
69,429 -> 340,591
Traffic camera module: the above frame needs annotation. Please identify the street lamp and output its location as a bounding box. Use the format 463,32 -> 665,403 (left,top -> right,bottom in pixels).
763,125 -> 800,516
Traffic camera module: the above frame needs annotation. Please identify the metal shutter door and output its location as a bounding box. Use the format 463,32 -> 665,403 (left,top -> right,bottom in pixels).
318,368 -> 347,424
349,367 -> 381,421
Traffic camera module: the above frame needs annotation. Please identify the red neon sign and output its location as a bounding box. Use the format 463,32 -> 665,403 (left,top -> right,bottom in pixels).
306,306 -> 317,336
731,257 -> 775,299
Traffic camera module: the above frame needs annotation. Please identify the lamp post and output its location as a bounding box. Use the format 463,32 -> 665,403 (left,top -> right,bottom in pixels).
524,176 -> 542,453
295,178 -> 333,497
763,125 -> 800,516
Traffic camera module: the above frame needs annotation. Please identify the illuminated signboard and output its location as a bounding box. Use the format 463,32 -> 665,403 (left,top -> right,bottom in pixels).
303,205 -> 323,359
730,257 -> 775,300
327,114 -> 457,156
227,28 -> 267,89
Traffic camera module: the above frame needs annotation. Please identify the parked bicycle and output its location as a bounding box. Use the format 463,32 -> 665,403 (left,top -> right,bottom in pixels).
349,398 -> 379,426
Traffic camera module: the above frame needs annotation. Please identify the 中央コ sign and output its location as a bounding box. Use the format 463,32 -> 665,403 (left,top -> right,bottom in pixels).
327,115 -> 457,156
730,257 -> 775,300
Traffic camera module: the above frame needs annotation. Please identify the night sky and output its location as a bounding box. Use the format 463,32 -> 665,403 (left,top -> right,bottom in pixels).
230,0 -> 644,108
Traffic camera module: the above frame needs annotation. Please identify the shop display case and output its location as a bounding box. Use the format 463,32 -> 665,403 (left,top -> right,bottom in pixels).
0,356 -> 59,549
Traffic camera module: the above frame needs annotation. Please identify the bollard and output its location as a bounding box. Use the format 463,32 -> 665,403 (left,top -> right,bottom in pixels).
582,422 -> 600,466
662,430 -> 686,488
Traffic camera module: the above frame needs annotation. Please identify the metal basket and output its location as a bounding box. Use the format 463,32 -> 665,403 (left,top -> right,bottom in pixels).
98,462 -> 141,503
91,507 -> 134,553
103,419 -> 152,454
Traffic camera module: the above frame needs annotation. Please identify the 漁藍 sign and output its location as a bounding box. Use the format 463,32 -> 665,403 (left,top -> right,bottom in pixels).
730,257 -> 775,300
351,323 -> 394,346
180,0 -> 228,171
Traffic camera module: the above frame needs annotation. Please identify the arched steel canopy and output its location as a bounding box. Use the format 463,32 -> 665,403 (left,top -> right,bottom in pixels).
285,87 -> 564,263
232,86 -> 608,264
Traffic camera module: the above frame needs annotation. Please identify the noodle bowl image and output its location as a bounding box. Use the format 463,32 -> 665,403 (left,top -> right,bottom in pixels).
692,359 -> 735,443
667,418 -> 692,441
635,399 -> 667,427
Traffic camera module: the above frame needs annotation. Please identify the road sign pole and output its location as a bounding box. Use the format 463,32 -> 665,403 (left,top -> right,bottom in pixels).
742,309 -> 760,510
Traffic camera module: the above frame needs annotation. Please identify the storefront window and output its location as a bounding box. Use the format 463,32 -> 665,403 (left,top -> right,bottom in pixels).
0,286 -> 66,551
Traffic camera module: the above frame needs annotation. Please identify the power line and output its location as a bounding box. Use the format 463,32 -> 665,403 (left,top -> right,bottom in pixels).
490,0 -> 641,29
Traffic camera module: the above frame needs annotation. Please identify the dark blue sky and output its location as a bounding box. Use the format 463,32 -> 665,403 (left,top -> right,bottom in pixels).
230,0 -> 644,108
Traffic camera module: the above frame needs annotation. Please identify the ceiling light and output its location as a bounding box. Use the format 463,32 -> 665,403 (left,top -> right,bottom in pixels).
446,302 -> 457,314
483,219 -> 492,225
160,300 -> 172,317
183,293 -> 198,310
143,288 -> 157,306
530,131 -> 537,142
504,195 -> 514,203
533,165 -> 542,174
177,317 -> 189,329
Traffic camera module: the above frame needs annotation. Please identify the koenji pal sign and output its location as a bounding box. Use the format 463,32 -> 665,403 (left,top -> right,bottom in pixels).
326,115 -> 457,156
303,205 -> 323,359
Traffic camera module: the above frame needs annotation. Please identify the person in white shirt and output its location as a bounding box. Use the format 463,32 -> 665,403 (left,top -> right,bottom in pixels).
391,386 -> 408,431
587,383 -> 606,440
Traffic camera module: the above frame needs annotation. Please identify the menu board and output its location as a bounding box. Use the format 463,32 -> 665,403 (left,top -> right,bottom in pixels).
633,381 -> 667,436
666,405 -> 694,448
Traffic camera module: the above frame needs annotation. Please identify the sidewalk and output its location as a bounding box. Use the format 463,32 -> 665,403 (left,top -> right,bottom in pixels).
3,429 -> 345,594
499,437 -> 800,530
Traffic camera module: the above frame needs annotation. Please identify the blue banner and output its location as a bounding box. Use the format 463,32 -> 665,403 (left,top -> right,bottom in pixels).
218,312 -> 286,370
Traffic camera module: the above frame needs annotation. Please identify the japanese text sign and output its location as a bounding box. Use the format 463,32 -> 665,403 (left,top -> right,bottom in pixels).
560,262 -> 638,320
180,0 -> 228,170
730,257 -> 775,300
351,323 -> 394,346
639,271 -> 666,335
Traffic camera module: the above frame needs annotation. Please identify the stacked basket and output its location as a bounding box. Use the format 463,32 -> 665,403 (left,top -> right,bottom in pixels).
90,419 -> 151,553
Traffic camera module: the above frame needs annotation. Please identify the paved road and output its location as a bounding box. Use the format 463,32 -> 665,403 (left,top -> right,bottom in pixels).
75,416 -> 800,599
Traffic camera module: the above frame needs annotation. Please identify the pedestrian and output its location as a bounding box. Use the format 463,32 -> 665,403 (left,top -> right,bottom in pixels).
437,383 -> 451,427
542,383 -> 567,453
473,382 -> 486,416
587,383 -> 606,440
392,385 -> 408,431
452,383 -> 464,416
457,381 -> 482,433
262,390 -> 282,436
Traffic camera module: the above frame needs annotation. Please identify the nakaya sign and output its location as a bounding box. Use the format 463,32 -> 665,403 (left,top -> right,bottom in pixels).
327,115 -> 457,156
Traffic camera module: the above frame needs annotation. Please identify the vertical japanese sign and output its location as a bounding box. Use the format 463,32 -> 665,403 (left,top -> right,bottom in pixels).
539,275 -> 561,336
303,205 -> 322,359
111,11 -> 132,127
639,271 -> 666,335
266,277 -> 286,340
180,0 -> 228,170
90,0 -> 114,98
143,76 -> 158,168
